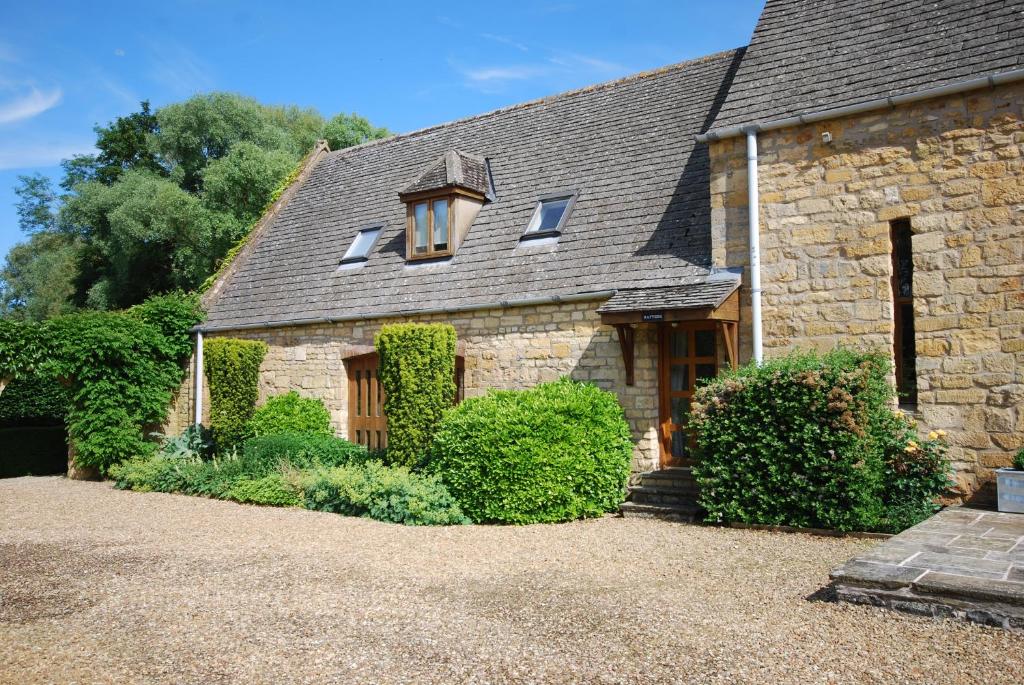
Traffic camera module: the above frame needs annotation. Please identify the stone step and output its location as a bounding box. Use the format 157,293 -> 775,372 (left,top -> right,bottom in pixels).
637,469 -> 698,491
619,501 -> 702,522
627,486 -> 699,506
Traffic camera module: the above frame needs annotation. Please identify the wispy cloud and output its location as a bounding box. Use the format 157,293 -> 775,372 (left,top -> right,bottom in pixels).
0,139 -> 95,170
0,86 -> 62,125
93,72 -> 139,109
480,33 -> 529,52
146,40 -> 214,96
454,51 -> 632,93
462,64 -> 549,83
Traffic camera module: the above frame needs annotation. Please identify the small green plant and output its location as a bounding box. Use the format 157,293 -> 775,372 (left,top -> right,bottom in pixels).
1014,447 -> 1024,471
156,425 -> 215,460
375,323 -> 456,468
203,337 -> 267,449
226,474 -> 302,507
429,377 -> 633,524
297,461 -> 468,525
247,391 -> 332,438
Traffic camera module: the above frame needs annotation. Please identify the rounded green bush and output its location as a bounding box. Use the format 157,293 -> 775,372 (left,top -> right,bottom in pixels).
247,391 -> 332,438
691,349 -> 952,533
1014,447 -> 1024,472
226,474 -> 302,507
428,377 -> 633,524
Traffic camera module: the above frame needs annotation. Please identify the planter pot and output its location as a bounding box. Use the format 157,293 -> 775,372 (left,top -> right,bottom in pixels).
995,468 -> 1024,514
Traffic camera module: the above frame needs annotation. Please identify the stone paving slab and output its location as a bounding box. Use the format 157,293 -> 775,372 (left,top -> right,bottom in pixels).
831,507 -> 1024,631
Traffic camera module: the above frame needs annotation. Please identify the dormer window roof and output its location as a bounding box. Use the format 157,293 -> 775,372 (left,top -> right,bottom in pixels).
399,150 -> 492,200
399,150 -> 492,261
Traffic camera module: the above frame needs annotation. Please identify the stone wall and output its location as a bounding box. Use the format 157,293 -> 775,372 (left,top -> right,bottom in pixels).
709,81 -> 1024,494
168,298 -> 663,474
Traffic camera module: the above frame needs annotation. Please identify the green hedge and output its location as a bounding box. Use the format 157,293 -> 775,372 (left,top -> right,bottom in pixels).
691,349 -> 952,533
248,391 -> 332,438
40,292 -> 203,472
0,376 -> 70,428
429,377 -> 633,524
203,337 -> 267,449
375,323 -> 456,468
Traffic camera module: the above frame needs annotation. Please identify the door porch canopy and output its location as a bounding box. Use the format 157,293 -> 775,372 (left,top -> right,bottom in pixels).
597,280 -> 741,385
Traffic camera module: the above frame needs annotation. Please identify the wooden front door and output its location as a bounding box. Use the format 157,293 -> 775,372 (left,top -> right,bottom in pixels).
658,322 -> 719,467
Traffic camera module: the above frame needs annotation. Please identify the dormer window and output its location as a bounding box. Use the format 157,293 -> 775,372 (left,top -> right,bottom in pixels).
409,196 -> 452,259
523,193 -> 575,239
399,149 -> 493,262
340,225 -> 383,265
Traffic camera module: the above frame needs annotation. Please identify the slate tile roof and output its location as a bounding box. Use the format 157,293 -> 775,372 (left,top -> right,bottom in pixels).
596,279 -> 740,314
204,49 -> 745,330
708,0 -> 1024,133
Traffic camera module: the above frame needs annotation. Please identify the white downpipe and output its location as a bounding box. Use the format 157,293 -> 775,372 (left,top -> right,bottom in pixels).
194,331 -> 204,425
745,129 -> 764,364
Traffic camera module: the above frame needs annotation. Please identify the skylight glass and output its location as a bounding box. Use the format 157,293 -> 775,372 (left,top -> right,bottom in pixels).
341,226 -> 382,263
526,196 -> 572,235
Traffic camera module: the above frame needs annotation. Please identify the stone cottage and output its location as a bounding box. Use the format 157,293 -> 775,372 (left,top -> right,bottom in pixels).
170,0 -> 1023,509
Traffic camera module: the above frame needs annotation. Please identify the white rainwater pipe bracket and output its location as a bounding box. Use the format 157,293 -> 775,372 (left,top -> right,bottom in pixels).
745,129 -> 763,364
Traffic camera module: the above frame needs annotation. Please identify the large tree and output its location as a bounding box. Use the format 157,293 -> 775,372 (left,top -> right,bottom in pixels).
1,94 -> 390,319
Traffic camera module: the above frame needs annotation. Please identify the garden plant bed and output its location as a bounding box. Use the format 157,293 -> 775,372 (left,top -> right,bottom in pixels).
2,477 -> 1023,684
832,506 -> 1024,631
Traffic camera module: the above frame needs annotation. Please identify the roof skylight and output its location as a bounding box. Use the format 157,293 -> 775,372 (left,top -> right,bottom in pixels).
524,194 -> 574,238
340,226 -> 383,264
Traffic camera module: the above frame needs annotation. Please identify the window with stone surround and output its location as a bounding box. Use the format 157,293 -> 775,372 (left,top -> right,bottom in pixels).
890,218 -> 918,406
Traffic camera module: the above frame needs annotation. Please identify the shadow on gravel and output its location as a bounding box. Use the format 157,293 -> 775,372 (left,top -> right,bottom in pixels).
805,583 -> 838,604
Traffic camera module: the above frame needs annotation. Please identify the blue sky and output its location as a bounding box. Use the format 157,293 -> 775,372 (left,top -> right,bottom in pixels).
0,0 -> 762,258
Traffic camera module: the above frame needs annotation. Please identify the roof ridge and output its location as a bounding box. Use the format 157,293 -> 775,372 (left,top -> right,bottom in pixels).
328,47 -> 746,159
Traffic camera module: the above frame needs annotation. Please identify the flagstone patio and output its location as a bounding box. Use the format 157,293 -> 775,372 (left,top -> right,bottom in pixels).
831,507 -> 1024,631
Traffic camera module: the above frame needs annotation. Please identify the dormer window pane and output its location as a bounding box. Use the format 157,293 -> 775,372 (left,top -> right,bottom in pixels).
432,198 -> 449,251
414,202 -> 429,254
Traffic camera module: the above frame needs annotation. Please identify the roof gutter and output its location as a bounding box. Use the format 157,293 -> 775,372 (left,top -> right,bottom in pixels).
696,68 -> 1024,143
193,290 -> 617,334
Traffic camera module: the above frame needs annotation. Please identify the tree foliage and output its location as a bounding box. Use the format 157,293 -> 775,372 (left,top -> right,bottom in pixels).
2,94 -> 390,319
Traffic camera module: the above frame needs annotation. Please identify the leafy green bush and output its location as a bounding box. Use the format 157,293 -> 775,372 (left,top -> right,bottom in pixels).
0,376 -> 70,427
429,378 -> 633,524
691,349 -> 952,532
247,391 -> 332,438
39,292 -> 204,472
1014,447 -> 1024,471
375,323 -> 456,468
226,474 -> 302,507
298,461 -> 468,525
203,337 -> 267,449
241,432 -> 369,472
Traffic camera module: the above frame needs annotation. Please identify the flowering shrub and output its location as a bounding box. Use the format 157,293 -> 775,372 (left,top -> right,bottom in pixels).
691,349 -> 952,532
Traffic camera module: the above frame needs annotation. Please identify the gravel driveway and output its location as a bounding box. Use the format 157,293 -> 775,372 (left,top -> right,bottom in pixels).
1,477 -> 1021,684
